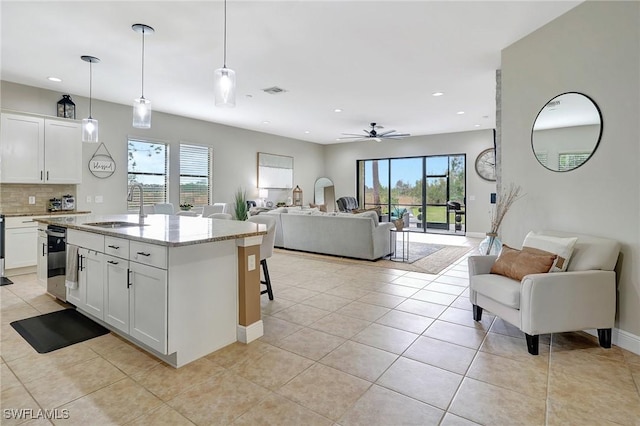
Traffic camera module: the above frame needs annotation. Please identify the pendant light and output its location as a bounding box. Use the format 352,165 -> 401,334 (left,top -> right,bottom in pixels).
214,0 -> 236,107
81,55 -> 100,143
132,23 -> 154,128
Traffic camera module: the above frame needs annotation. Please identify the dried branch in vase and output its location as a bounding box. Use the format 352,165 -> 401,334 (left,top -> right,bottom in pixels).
490,183 -> 524,235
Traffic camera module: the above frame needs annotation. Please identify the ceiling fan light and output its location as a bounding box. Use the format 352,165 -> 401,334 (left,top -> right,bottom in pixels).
133,97 -> 152,128
82,118 -> 99,143
214,67 -> 236,107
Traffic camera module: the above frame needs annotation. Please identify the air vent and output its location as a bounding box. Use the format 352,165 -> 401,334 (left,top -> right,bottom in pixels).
262,86 -> 287,95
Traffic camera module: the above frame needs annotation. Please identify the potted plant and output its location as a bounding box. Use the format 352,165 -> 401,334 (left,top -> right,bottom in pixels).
233,188 -> 248,220
179,203 -> 193,211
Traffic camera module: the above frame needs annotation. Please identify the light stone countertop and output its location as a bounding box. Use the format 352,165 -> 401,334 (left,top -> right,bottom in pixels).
35,214 -> 266,247
0,210 -> 92,218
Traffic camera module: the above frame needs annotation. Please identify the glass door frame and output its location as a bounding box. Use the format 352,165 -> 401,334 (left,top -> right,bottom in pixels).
356,153 -> 466,235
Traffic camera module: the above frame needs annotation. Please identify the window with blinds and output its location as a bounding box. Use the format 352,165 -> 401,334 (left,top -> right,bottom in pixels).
558,152 -> 590,171
180,143 -> 212,206
127,139 -> 168,210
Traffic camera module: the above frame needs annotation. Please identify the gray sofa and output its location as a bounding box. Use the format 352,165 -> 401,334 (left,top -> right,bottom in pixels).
263,208 -> 393,260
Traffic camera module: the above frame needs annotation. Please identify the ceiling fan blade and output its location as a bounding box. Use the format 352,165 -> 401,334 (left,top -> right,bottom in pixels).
341,133 -> 368,137
337,136 -> 368,141
378,129 -> 396,136
374,138 -> 382,142
384,133 -> 410,137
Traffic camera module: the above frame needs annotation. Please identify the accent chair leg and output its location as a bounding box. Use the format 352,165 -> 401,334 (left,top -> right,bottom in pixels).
525,334 -> 539,355
472,305 -> 483,321
260,259 -> 274,301
597,328 -> 612,348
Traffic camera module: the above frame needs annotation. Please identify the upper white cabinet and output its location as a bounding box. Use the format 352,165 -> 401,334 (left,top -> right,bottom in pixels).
0,112 -> 82,184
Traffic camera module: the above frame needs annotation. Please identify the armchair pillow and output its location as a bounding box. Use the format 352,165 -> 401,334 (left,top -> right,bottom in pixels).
490,244 -> 556,281
522,231 -> 578,272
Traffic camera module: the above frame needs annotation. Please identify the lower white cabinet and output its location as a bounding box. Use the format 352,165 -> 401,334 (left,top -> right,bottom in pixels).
67,246 -> 104,319
5,218 -> 38,269
129,262 -> 167,353
104,255 -> 130,334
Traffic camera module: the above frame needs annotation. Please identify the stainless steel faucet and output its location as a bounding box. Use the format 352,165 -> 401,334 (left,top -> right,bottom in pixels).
127,183 -> 146,219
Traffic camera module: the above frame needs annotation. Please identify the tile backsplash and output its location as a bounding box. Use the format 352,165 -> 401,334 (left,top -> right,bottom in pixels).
0,183 -> 76,214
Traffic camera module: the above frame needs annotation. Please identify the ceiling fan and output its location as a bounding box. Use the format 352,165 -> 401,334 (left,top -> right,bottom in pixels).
338,122 -> 411,142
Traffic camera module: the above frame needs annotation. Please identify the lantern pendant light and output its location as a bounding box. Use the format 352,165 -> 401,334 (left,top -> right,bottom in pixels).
81,55 -> 100,143
214,0 -> 236,107
132,23 -> 154,128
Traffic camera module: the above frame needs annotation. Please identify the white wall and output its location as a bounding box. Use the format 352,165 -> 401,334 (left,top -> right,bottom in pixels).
1,81 -> 325,214
501,1 -> 640,337
323,130 -> 496,235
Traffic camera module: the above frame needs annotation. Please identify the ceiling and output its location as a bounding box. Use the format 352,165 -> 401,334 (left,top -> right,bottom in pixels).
1,1 -> 581,145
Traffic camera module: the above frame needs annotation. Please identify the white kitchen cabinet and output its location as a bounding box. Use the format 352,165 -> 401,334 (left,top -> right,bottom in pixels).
0,112 -> 81,184
4,217 -> 39,269
104,254 -> 130,334
36,228 -> 47,286
129,261 -> 167,353
66,238 -> 105,320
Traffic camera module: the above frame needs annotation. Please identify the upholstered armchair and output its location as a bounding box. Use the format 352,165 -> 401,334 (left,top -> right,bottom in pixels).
468,231 -> 620,355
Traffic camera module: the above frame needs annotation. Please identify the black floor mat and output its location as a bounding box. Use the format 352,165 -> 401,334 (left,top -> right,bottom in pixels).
0,276 -> 14,286
10,309 -> 109,353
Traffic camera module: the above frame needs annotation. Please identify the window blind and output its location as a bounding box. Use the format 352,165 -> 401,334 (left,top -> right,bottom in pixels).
180,143 -> 212,206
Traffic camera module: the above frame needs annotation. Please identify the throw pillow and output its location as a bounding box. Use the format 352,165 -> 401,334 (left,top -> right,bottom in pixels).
490,244 -> 557,281
522,231 -> 578,272
309,203 -> 327,212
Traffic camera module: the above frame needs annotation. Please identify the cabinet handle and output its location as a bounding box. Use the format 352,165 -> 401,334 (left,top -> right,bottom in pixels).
136,252 -> 151,257
42,243 -> 46,257
40,171 -> 43,181
107,260 -> 119,265
107,245 -> 120,250
127,269 -> 132,288
78,254 -> 84,272
46,171 -> 49,181
22,220 -> 35,223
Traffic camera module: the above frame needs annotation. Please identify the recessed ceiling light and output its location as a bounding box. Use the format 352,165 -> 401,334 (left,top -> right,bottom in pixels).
482,115 -> 489,119
432,92 -> 444,97
334,108 -> 342,113
262,121 -> 270,125
47,76 -> 62,82
474,124 -> 481,127
304,131 -> 310,134
457,111 -> 465,115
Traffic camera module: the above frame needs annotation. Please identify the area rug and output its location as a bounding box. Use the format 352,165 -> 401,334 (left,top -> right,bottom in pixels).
276,243 -> 474,275
10,309 -> 109,353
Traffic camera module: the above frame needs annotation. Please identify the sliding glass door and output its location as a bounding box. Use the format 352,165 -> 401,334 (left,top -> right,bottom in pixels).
358,154 -> 465,234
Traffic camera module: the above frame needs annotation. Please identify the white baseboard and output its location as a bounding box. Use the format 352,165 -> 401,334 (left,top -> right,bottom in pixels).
465,232 -> 485,239
237,320 -> 264,344
586,327 -> 640,356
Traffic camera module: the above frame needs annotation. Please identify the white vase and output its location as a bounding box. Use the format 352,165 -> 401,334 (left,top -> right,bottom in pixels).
479,233 -> 502,256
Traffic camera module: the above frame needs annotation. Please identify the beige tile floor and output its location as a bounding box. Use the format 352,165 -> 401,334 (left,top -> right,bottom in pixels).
1,235 -> 640,425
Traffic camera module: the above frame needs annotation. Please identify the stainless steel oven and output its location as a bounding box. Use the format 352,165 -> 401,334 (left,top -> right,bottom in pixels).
46,225 -> 67,301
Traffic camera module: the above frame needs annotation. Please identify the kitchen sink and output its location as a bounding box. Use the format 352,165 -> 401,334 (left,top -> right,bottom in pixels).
83,221 -> 148,228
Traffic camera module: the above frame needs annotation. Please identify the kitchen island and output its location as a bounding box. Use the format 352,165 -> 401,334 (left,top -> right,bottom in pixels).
35,214 -> 266,368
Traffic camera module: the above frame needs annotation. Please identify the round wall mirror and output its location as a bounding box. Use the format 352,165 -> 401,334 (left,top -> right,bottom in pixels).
531,92 -> 602,172
314,177 -> 335,211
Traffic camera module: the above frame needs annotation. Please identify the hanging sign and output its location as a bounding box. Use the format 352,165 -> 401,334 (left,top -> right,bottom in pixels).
88,142 -> 116,179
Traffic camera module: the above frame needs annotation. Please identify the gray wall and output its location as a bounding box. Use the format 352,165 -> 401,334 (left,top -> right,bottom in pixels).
501,1 -> 640,337
1,81 -> 325,214
323,130 -> 496,235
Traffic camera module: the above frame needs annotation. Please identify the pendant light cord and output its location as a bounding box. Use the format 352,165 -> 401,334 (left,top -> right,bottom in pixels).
89,61 -> 93,118
141,27 -> 145,98
223,0 -> 227,68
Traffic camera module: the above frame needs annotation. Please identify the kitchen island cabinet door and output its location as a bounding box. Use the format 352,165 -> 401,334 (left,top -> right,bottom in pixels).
68,247 -> 104,319
104,255 -> 130,334
129,262 -> 167,354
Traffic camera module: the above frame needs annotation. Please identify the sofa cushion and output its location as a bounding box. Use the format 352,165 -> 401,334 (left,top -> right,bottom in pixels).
355,210 -> 379,225
522,231 -> 577,272
490,245 -> 556,281
471,274 -> 522,309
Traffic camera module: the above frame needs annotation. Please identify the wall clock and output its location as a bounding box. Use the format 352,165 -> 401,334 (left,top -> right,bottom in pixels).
475,148 -> 496,181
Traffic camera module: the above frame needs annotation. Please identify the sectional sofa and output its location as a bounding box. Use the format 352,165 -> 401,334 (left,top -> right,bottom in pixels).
263,207 -> 393,260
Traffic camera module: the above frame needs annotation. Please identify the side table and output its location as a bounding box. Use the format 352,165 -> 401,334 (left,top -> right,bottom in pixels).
389,229 -> 410,262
